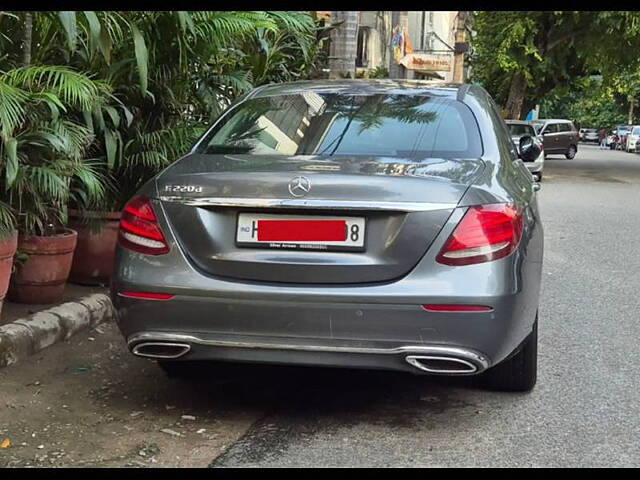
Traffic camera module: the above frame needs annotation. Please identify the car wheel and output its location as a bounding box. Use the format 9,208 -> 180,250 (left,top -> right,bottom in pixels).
565,145 -> 577,159
481,315 -> 538,392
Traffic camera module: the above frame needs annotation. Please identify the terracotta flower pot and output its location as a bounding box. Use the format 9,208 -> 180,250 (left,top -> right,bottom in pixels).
9,229 -> 78,304
68,210 -> 121,285
0,230 -> 18,316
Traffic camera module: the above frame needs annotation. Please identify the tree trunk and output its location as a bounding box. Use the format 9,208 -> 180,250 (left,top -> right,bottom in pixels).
505,72 -> 527,120
22,12 -> 33,66
628,97 -> 635,125
328,11 -> 359,79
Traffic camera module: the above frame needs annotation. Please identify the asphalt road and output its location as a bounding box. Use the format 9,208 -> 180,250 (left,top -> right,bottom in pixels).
1,143 -> 639,467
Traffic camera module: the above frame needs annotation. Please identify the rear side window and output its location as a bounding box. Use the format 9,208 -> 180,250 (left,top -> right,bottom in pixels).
544,123 -> 559,134
198,93 -> 483,158
507,124 -> 535,136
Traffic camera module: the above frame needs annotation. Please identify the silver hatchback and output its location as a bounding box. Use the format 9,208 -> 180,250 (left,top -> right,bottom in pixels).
111,80 -> 544,392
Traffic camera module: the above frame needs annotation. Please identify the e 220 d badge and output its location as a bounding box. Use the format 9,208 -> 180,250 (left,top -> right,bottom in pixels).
164,185 -> 203,193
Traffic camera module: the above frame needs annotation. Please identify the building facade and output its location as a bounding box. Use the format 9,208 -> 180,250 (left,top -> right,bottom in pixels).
324,11 -> 469,83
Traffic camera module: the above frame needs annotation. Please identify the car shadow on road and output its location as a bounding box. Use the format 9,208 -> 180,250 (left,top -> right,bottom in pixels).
106,359 -> 494,423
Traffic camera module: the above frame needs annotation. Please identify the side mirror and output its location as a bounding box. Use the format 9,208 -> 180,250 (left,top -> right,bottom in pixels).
518,135 -> 541,162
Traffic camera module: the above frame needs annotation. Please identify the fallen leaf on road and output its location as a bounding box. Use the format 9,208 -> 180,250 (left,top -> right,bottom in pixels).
160,428 -> 182,437
0,439 -> 10,448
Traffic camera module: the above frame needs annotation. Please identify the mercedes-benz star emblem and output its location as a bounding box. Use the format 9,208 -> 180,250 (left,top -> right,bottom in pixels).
288,176 -> 311,197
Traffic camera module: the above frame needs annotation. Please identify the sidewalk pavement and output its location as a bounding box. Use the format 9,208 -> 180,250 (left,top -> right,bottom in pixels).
0,284 -> 114,368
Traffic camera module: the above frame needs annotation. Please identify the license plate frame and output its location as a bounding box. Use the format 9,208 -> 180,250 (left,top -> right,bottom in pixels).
236,213 -> 366,252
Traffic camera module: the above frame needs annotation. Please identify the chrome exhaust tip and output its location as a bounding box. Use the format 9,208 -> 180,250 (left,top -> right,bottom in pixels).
405,355 -> 478,374
131,342 -> 191,359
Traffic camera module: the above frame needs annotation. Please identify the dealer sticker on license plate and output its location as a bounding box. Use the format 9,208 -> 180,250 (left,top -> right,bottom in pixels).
236,213 -> 366,251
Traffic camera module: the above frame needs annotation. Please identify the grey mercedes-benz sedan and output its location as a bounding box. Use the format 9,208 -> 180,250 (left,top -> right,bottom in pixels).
112,80 -> 544,392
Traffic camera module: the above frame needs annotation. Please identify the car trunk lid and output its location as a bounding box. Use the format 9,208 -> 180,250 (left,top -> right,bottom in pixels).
156,154 -> 484,284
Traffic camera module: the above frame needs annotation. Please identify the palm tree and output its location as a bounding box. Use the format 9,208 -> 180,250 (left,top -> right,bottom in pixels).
0,65 -> 108,235
1,11 -> 322,212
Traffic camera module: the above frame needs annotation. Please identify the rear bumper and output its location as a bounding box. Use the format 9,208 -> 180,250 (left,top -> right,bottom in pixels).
114,290 -> 528,374
127,330 -> 490,375
112,202 -> 543,375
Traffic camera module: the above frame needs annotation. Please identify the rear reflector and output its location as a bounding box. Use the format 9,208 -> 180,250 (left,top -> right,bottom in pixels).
119,291 -> 175,300
257,220 -> 346,242
436,204 -> 523,266
118,196 -> 170,255
422,304 -> 493,312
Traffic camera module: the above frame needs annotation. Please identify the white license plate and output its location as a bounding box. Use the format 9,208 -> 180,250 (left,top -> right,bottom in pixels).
236,213 -> 366,251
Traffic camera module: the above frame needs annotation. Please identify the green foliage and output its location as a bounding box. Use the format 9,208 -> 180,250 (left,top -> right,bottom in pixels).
540,77 -> 626,129
368,66 -> 389,79
470,11 -> 640,113
0,10 -> 322,218
0,66 -> 109,235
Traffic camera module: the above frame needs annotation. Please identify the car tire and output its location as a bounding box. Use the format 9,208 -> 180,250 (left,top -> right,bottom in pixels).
565,145 -> 577,159
481,316 -> 538,392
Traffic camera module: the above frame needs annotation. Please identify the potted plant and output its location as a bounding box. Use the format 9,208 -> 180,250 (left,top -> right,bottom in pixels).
0,209 -> 17,316
0,66 -> 108,303
0,12 -> 321,287
67,207 -> 121,286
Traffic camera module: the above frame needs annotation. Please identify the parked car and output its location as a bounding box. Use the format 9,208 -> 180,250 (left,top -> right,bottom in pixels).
112,80 -> 544,392
506,120 -> 545,180
625,125 -> 640,152
582,128 -> 599,143
579,128 -> 586,141
531,119 -> 579,159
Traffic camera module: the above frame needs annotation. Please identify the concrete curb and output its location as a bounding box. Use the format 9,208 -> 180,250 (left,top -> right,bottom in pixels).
0,294 -> 115,369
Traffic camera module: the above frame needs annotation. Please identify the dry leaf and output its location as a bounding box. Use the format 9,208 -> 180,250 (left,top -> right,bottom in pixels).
0,439 -> 11,448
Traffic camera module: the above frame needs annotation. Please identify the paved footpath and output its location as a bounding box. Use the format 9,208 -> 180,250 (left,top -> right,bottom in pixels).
1,144 -> 639,467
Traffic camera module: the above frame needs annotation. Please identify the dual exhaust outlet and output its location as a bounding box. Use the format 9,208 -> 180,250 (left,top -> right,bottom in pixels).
131,341 -> 481,374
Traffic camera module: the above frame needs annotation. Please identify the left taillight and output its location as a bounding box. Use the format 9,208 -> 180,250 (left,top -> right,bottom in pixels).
436,203 -> 523,266
118,196 -> 170,255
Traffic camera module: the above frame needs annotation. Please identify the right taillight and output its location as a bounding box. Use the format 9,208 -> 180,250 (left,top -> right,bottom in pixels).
436,204 -> 523,266
118,196 -> 170,255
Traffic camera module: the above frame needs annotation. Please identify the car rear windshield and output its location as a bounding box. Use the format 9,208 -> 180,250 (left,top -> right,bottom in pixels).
197,93 -> 483,158
507,124 -> 535,136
